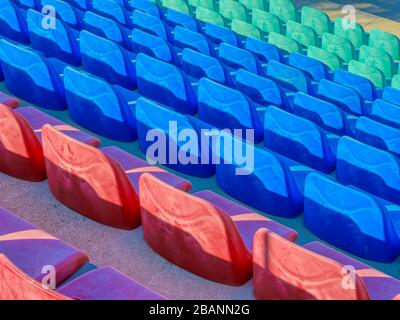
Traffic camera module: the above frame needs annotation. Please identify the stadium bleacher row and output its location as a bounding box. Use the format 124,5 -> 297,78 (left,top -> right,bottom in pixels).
0,0 -> 400,299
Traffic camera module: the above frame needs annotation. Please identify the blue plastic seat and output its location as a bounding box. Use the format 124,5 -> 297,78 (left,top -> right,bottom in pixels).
203,23 -> 238,46
337,136 -> 400,206
318,79 -> 367,116
92,0 -> 132,28
292,92 -> 352,136
244,38 -> 282,63
370,99 -> 400,130
173,26 -> 211,56
0,0 -> 30,43
382,86 -> 400,107
198,78 -> 265,142
135,97 -> 216,177
63,0 -> 91,10
64,67 -> 138,141
80,30 -> 136,88
131,9 -> 170,41
181,48 -> 227,83
267,60 -> 314,94
12,0 -> 40,9
264,106 -> 337,173
136,53 -> 197,114
41,0 -> 83,29
235,69 -> 291,110
355,116 -> 400,158
129,0 -> 161,17
164,9 -> 198,31
288,52 -> 329,82
27,9 -> 81,66
218,43 -> 260,75
304,172 -> 400,263
0,39 -> 66,110
334,69 -> 376,102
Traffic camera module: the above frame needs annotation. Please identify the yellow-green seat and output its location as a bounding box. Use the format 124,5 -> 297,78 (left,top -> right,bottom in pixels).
348,60 -> 386,89
369,28 -> 400,61
269,0 -> 297,23
268,31 -> 300,53
300,6 -> 330,36
231,19 -> 261,39
239,0 -> 265,11
359,45 -> 394,79
392,74 -> 400,90
286,20 -> 316,48
195,7 -> 225,26
321,32 -> 353,64
219,0 -> 248,22
252,9 -> 282,34
161,0 -> 190,14
333,17 -> 365,49
307,46 -> 341,71
188,0 -> 215,10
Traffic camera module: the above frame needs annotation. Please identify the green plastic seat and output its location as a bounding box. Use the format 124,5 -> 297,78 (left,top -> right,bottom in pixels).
359,45 -> 394,79
252,9 -> 281,34
188,0 -> 215,10
162,0 -> 190,14
268,31 -> 300,53
239,0 -> 265,11
219,0 -> 248,22
300,6 -> 330,36
392,74 -> 400,90
269,0 -> 297,23
307,45 -> 341,71
348,60 -> 385,89
333,17 -> 365,49
231,19 -> 261,39
196,7 -> 225,26
321,32 -> 353,63
369,28 -> 400,61
286,20 -> 316,47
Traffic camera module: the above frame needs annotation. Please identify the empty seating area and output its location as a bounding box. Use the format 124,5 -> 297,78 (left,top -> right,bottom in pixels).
0,0 -> 400,300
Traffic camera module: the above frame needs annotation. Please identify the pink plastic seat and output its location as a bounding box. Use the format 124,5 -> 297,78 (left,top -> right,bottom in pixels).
0,92 -> 19,108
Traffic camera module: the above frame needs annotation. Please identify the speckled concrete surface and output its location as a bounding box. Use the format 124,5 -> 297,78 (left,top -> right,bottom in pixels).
0,172 -> 254,300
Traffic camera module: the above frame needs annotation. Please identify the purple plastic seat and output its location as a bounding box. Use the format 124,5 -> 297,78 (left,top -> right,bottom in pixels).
194,190 -> 298,252
57,267 -> 165,300
0,207 -> 89,285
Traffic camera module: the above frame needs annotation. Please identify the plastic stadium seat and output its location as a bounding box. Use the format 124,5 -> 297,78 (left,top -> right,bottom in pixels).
136,53 -> 197,114
198,78 -> 265,143
264,106 -> 336,173
307,46 -> 341,71
203,23 -> 238,46
235,69 -> 291,110
92,0 -> 132,28
139,173 -> 298,285
135,97 -> 216,177
321,32 -> 353,64
292,92 -> 352,136
218,43 -> 260,74
40,0 -> 83,30
334,17 -> 365,49
164,9 -> 198,31
334,68 -> 377,101
254,228 -> 400,300
355,116 -> 400,158
370,99 -> 400,129
244,37 -> 282,63
267,60 -> 314,94
337,136 -> 400,206
188,0 -> 215,10
231,19 -> 262,40
286,20 -> 317,48
368,28 -> 400,61
129,0 -> 161,16
161,0 -> 190,14
0,0 -> 30,43
239,0 -> 265,11
11,0 -> 40,9
219,0 -> 247,22
173,26 -> 212,55
64,0 -> 92,10
64,67 -> 138,141
80,31 -> 136,88
251,9 -> 281,34
42,125 -> 191,229
318,79 -> 366,116
215,134 -> 310,218
181,48 -> 227,83
382,86 -> 400,106
304,173 -> 400,263
0,207 -> 88,285
289,52 -> 329,81
132,10 -> 170,41
359,45 -> 394,80
0,39 -> 67,110
393,74 -> 400,90
0,92 -> 19,108
347,60 -> 385,89
300,6 -> 330,36
195,7 -> 225,27
268,32 -> 300,54
0,104 -> 99,181
269,0 -> 296,23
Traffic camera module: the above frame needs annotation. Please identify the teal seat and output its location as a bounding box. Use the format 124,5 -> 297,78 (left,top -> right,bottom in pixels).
301,6 -> 330,36
269,0 -> 297,23
359,45 -> 394,79
286,20 -> 316,48
252,9 -> 282,34
392,74 -> 400,90
188,0 -> 215,10
348,60 -> 386,89
162,0 -> 190,14
231,19 -> 261,39
195,7 -> 225,26
219,0 -> 248,22
307,46 -> 341,71
239,0 -> 265,11
268,31 -> 300,53
321,32 -> 353,64
369,28 -> 400,61
334,17 -> 365,49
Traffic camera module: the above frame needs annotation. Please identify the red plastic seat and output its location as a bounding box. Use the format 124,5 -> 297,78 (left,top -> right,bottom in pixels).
253,228 -> 374,300
0,105 -> 100,181
139,173 -> 297,286
42,125 -> 191,230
